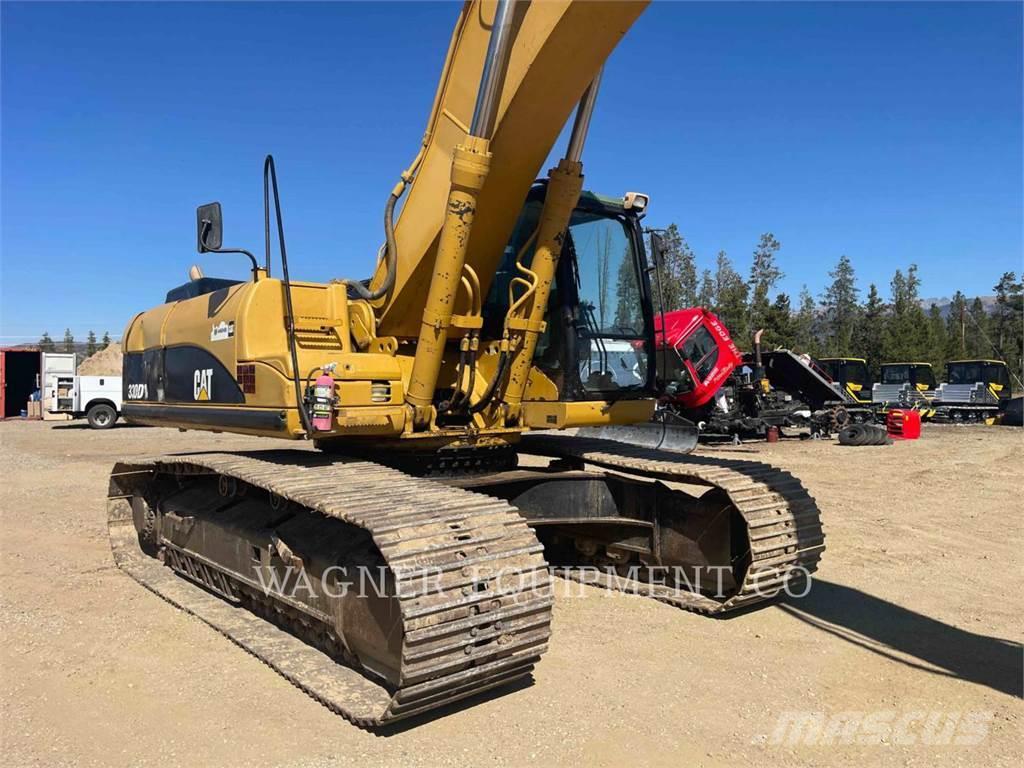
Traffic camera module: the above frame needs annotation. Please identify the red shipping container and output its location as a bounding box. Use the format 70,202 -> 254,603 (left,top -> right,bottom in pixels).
887,409 -> 921,439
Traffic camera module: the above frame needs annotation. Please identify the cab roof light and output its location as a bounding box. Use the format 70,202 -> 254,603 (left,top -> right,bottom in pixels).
623,192 -> 648,211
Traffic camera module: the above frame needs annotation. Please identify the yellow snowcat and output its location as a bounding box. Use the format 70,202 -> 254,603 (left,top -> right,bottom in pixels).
934,359 -> 1013,423
873,362 -> 937,418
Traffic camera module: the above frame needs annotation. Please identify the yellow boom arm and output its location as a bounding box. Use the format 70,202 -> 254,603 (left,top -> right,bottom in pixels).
374,0 -> 647,338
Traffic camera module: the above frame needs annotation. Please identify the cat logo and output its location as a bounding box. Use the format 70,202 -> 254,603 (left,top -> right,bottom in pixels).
193,368 -> 213,401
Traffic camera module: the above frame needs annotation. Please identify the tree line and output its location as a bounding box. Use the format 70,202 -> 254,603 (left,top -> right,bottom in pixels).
652,224 -> 1024,383
38,329 -> 113,357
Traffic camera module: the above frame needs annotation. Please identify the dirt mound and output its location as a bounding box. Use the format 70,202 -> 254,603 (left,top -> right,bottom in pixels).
77,342 -> 123,375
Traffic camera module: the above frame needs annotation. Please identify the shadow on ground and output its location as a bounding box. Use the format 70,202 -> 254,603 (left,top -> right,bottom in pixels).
780,579 -> 1022,697
51,422 -> 146,430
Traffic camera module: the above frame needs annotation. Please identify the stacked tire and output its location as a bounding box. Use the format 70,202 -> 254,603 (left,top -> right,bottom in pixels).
838,423 -> 891,446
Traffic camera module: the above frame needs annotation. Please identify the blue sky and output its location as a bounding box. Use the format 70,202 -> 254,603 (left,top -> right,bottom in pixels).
2,1 -> 1021,342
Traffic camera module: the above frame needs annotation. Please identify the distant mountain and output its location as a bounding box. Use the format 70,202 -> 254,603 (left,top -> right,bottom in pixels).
919,295 -> 998,318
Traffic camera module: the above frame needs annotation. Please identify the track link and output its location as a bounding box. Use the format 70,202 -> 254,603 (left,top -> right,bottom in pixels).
107,451 -> 552,727
520,433 -> 825,614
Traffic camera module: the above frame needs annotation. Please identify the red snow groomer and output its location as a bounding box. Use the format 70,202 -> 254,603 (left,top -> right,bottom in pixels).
654,308 -> 858,439
654,308 -> 744,410
581,308 -> 744,452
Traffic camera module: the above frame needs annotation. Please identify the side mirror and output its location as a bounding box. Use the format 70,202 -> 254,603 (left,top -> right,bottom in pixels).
196,202 -> 223,253
649,231 -> 666,266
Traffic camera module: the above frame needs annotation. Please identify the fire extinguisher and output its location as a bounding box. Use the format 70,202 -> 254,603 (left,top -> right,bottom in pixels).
308,363 -> 337,432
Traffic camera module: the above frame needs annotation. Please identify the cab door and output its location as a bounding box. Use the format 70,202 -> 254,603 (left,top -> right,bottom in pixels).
985,363 -> 1011,402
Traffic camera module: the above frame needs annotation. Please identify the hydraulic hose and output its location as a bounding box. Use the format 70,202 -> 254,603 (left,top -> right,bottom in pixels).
469,349 -> 510,414
448,333 -> 479,412
347,191 -> 400,301
264,154 -> 312,436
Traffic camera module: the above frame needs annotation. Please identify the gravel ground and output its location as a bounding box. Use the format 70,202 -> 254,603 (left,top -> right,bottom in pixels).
0,419 -> 1020,767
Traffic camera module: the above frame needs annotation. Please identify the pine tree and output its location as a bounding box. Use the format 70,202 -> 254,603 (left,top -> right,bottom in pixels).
792,286 -> 819,356
764,293 -> 794,349
992,272 -> 1023,383
884,265 -> 927,362
748,233 -> 783,333
966,297 -> 990,359
926,304 -> 947,372
696,269 -> 715,309
820,255 -> 860,356
945,291 -> 969,360
101,331 -> 112,349
655,224 -> 698,311
86,330 -> 98,357
62,328 -> 75,353
613,253 -> 642,332
712,250 -> 749,346
595,231 -> 612,328
39,332 -> 55,352
854,283 -> 886,378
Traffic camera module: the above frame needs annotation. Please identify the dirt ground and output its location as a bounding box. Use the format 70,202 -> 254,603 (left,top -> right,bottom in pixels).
0,419 -> 1020,767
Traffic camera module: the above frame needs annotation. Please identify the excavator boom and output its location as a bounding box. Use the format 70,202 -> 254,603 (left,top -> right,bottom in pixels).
377,0 -> 647,336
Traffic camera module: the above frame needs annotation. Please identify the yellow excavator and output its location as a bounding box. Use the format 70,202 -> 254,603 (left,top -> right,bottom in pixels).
108,0 -> 824,727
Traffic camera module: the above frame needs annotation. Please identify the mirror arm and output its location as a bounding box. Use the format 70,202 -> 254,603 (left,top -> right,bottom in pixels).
197,205 -> 258,281
202,243 -> 260,281
215,248 -> 260,280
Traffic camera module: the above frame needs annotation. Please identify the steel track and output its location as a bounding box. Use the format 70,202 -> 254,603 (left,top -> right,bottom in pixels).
519,434 -> 825,614
107,451 -> 553,727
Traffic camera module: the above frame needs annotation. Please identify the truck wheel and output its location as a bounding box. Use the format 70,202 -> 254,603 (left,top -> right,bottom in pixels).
87,403 -> 118,429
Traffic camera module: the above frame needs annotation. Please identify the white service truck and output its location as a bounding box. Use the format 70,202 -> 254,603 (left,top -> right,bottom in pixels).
47,373 -> 123,428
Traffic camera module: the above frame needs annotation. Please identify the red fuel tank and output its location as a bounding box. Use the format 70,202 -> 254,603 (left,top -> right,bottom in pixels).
886,409 -> 921,439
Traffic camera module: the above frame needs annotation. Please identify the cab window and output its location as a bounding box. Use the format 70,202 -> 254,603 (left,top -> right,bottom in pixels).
987,364 -> 1010,388
819,360 -> 839,381
948,363 -> 981,384
657,352 -> 695,395
483,194 -> 650,399
882,365 -> 909,385
660,325 -> 719,392
845,362 -> 868,386
681,326 -> 720,382
579,341 -> 645,391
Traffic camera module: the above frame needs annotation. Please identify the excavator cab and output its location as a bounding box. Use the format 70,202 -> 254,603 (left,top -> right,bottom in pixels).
483,186 -> 655,402
818,357 -> 872,404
